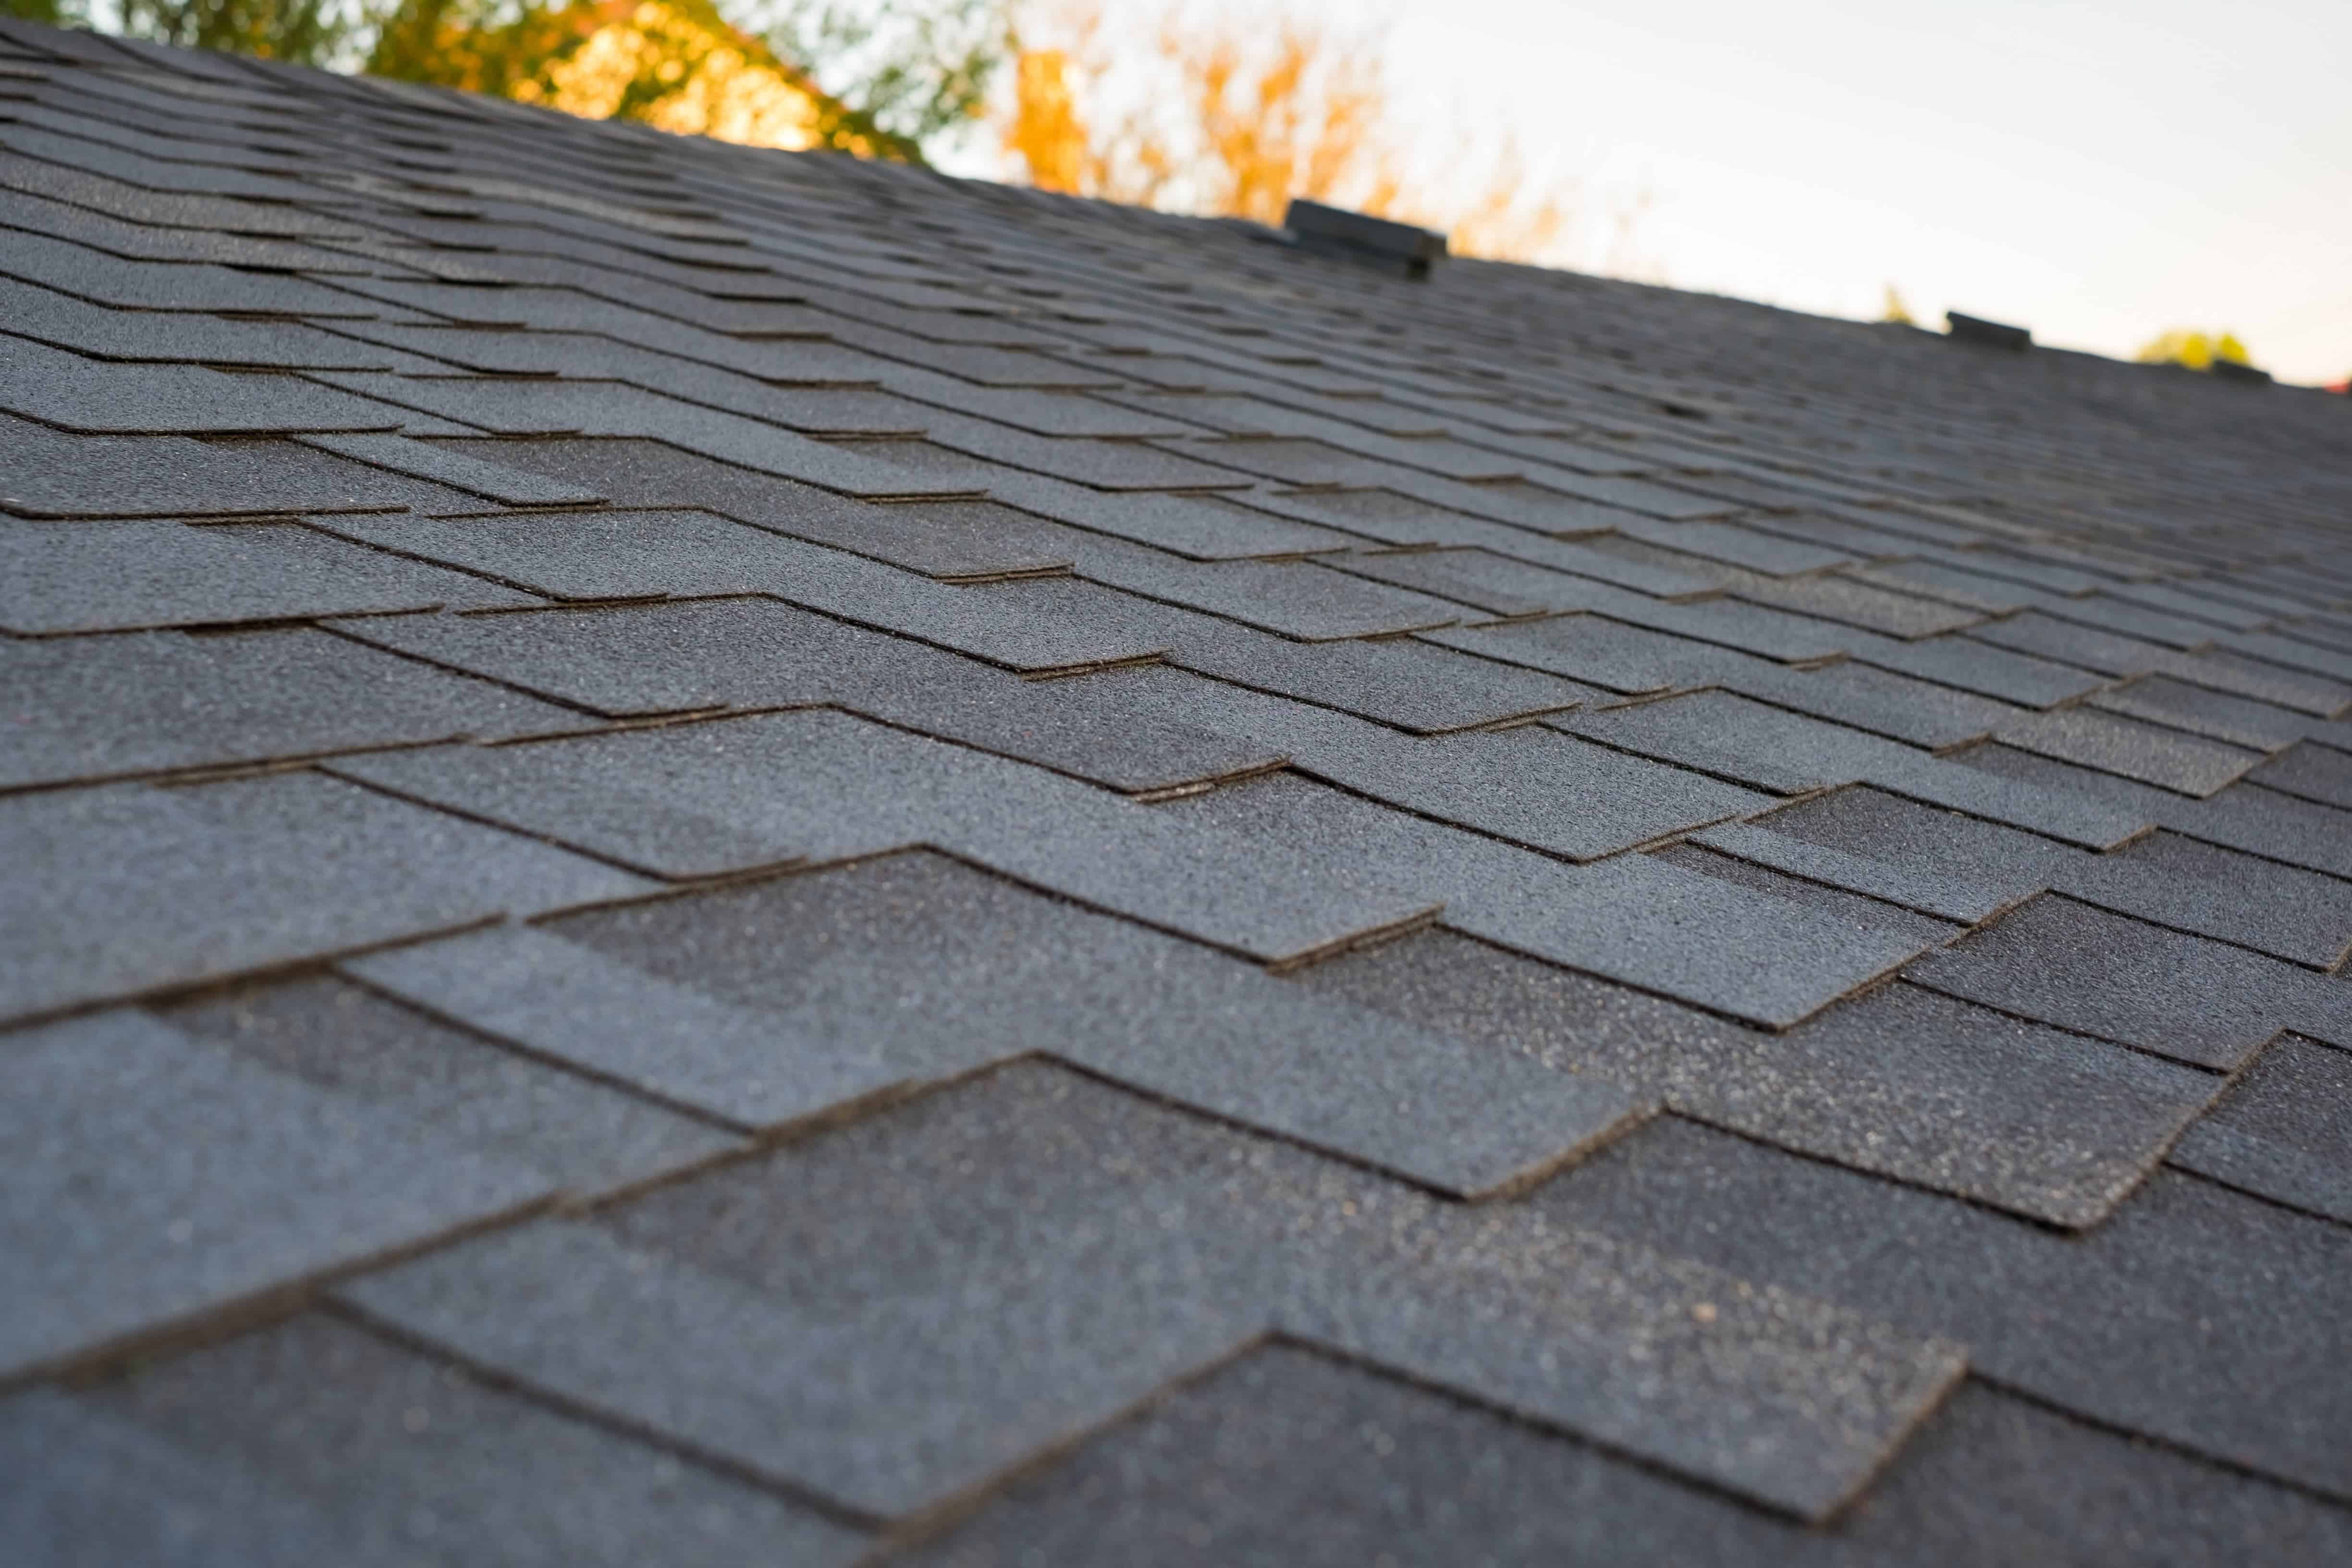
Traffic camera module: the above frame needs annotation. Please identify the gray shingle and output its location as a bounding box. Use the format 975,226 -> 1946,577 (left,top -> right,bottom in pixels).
1326,544 -> 1639,618
353,853 -> 1649,1198
0,226 -> 374,314
1301,930 -> 2212,1227
0,142 -> 363,235
1070,539 -> 1463,640
0,518 -> 538,634
1426,613 -> 1747,694
1536,1118 -> 2352,1501
0,184 -> 357,269
0,413 -> 422,518
0,627 -> 576,790
1172,772 -> 1927,1027
430,435 -> 1085,576
2070,830 -> 2352,970
1157,682 -> 1771,859
1955,740 -> 2352,879
297,433 -> 606,508
306,374 -> 977,497
1726,660 -> 2022,748
2247,739 -> 2352,810
1903,895 -> 2314,1069
310,510 -> 1171,672
1649,842 -> 1964,947
1992,705 -> 2262,796
902,1350 -> 2349,1568
1974,612 -> 2352,714
329,711 -> 1437,963
1559,689 -> 2148,848
1731,570 -> 1984,639
0,1008 -> 552,1384
2220,630 -> 2352,685
1703,787 -> 2352,966
2168,1034 -> 2352,1223
1169,611 -> 1593,731
1851,630 -> 2112,708
0,336 -> 402,434
0,276 -> 389,368
342,1061 -> 1961,1522
333,600 -> 1277,794
164,974 -> 738,1196
0,1315 -> 866,1567
2085,673 -> 2315,750
0,771 -> 649,1025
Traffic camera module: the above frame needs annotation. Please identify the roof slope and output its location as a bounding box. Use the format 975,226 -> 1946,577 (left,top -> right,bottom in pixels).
4,17 -> 2352,1563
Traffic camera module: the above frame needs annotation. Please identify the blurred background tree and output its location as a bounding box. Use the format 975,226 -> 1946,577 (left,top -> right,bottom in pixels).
2136,329 -> 2254,371
3,0 -> 1001,159
3,0 -> 356,61
367,0 -> 924,157
0,0 -> 1642,268
1001,3 -> 1582,264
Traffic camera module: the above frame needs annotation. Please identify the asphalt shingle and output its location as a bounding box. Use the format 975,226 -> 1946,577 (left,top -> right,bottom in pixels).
0,1315 -> 866,1567
342,1061 -> 1963,1522
0,771 -> 648,1025
0,1008 -> 552,1384
9,22 -> 2352,1557
1537,1117 -> 2352,1502
353,852 -> 1651,1197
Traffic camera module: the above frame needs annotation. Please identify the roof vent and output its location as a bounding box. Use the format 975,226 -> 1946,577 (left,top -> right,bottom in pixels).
1282,199 -> 1447,281
2209,357 -> 2273,386
1945,311 -> 2031,351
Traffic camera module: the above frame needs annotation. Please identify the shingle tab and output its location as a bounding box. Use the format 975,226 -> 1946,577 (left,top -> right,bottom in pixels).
164,974 -> 738,1196
1172,772 -> 1927,1027
330,711 -> 1436,962
1538,1119 -> 2352,1502
0,772 -> 649,1025
342,1062 -> 1961,1522
1903,895 -> 2316,1069
0,1009 -> 552,1384
2168,1034 -> 2352,1222
0,627 -> 576,790
0,1315 -> 865,1567
1302,931 -> 2213,1227
351,854 -> 1650,1198
902,1350 -> 2352,1568
0,517 -> 538,633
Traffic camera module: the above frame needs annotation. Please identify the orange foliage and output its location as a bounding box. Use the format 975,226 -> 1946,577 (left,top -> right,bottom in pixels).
1003,5 -> 1580,264
368,0 -> 913,158
1002,47 -> 1094,194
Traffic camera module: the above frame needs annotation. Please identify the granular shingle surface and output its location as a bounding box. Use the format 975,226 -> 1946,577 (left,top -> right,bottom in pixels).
6,21 -> 2352,1562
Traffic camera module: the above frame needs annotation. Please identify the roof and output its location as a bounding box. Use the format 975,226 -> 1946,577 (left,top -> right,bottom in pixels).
4,16 -> 2352,1563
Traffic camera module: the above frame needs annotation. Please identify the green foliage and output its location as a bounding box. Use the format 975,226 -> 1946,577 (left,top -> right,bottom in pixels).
4,0 -> 364,63
5,0 -> 1010,167
1,0 -> 78,27
126,0 -> 353,60
762,0 -> 1013,154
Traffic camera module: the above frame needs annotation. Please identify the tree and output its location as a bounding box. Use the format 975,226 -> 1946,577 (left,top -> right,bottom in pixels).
1881,285 -> 1916,326
368,0 -> 919,157
1000,4 -> 1592,267
4,0 -> 1010,162
2,0 -> 355,64
763,0 -> 1011,156
2135,329 -> 2253,371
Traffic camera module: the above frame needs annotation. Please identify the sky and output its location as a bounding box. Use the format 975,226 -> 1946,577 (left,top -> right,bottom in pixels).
1323,0 -> 2352,384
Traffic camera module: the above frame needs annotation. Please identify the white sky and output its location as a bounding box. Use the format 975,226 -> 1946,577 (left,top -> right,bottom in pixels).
1148,0 -> 2352,384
